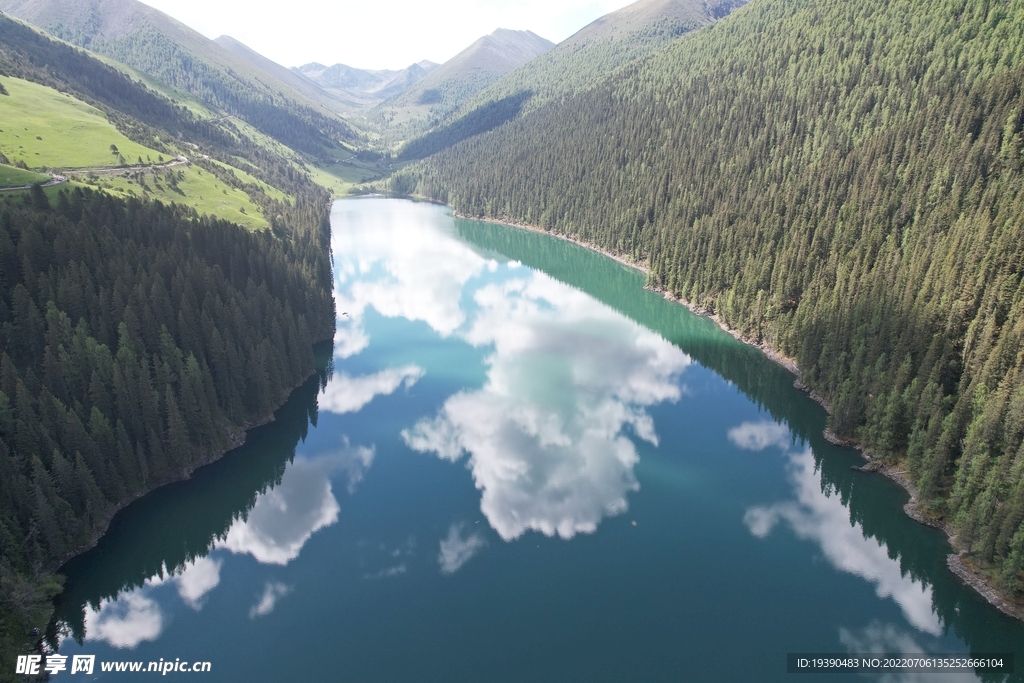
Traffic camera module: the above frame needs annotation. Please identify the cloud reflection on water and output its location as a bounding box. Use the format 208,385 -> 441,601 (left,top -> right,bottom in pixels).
83,589 -> 163,649
249,582 -> 292,619
331,202 -> 691,542
217,444 -> 373,565
728,420 -> 791,451
173,556 -> 222,610
838,622 -> 979,683
405,276 -> 691,540
438,523 -> 487,574
738,422 -> 942,636
332,201 -> 487,337
80,441 -> 372,648
318,366 -> 424,416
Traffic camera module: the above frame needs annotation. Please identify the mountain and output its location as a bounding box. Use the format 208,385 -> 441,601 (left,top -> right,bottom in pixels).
212,34 -> 350,115
402,0 -> 1024,599
518,0 -> 746,94
292,60 -> 439,110
397,0 -> 745,159
373,28 -> 554,136
0,10 -> 336,671
0,0 -> 354,156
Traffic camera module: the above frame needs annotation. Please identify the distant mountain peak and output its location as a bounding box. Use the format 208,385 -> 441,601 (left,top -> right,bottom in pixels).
377,27 -> 554,119
290,59 -> 441,109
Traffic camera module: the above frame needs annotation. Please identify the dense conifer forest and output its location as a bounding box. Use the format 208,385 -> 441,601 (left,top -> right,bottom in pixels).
0,185 -> 334,666
403,0 -> 1024,596
0,12 -> 338,671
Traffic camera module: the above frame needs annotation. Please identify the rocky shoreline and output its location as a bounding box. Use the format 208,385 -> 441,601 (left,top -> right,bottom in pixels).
444,202 -> 1024,624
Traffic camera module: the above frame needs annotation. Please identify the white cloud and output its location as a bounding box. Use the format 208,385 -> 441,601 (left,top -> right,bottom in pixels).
838,622 -> 980,683
333,324 -> 369,360
727,420 -> 791,451
331,199 -> 487,337
173,556 -> 223,610
318,366 -> 424,415
438,523 -> 487,574
217,457 -> 341,565
323,440 -> 377,494
249,582 -> 292,619
744,448 -> 943,636
406,273 -> 690,541
333,198 -> 688,541
364,564 -> 408,580
84,590 -> 163,649
217,440 -> 376,563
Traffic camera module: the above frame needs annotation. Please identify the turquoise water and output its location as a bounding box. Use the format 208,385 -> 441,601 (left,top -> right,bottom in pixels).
52,198 -> 1024,681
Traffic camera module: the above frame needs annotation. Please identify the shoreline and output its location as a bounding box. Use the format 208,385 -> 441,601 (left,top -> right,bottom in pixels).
450,210 -> 648,275
47,336 -> 333,575
447,202 -> 1024,623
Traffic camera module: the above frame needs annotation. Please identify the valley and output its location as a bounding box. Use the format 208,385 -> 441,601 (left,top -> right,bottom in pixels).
1,0 -> 1023,679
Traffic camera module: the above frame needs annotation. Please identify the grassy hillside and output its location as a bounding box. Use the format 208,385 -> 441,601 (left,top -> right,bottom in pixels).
0,75 -> 162,168
0,0 -> 355,157
80,165 -> 269,229
0,74 -> 276,227
0,163 -> 48,188
0,9 -> 339,677
409,0 -> 1024,598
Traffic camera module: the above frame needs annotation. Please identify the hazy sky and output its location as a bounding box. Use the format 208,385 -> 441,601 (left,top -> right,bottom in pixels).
139,0 -> 635,70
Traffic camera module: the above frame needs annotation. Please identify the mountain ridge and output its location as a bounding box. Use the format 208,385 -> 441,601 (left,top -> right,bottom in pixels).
396,0 -> 746,159
292,59 -> 439,110
0,0 -> 355,155
372,28 -> 554,137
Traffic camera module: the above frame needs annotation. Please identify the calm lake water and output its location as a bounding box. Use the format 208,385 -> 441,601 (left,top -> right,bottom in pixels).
52,198 -> 1024,681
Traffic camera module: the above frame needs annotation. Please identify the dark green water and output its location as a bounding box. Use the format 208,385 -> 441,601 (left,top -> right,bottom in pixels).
52,198 -> 1023,681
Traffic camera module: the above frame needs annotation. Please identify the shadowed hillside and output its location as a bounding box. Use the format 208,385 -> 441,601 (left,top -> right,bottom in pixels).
405,0 -> 1024,601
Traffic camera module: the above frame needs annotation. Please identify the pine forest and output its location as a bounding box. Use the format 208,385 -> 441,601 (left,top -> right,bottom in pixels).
403,0 -> 1024,596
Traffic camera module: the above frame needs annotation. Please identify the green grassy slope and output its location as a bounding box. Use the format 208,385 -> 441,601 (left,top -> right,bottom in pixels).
0,163 -> 48,187
80,165 -> 269,229
410,0 -> 1024,598
0,74 -> 274,226
0,75 -> 162,168
0,10 -> 363,204
0,10 -> 339,678
0,0 -> 355,157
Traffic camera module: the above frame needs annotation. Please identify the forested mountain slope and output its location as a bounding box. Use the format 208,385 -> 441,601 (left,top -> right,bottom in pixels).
396,0 -> 745,160
213,35 -> 349,115
458,0 -> 746,116
373,29 -> 553,139
407,0 -> 1024,597
0,13 -> 336,674
0,0 -> 355,157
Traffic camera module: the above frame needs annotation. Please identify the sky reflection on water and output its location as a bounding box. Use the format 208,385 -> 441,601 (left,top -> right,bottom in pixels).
736,420 -> 943,636
333,200 -> 691,541
57,199 -> 1021,681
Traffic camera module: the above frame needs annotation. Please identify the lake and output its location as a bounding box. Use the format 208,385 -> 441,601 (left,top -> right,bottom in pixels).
51,197 -> 1024,681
